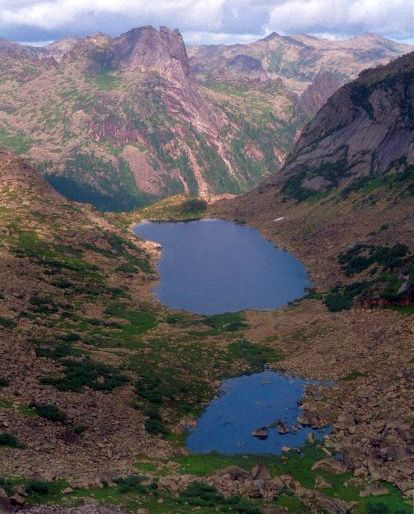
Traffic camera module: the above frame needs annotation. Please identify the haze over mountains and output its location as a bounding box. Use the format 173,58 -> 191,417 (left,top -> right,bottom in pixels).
0,26 -> 412,210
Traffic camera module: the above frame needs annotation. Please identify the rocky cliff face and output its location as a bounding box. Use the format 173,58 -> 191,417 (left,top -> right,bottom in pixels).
226,54 -> 268,81
280,51 -> 414,196
299,71 -> 342,116
109,26 -> 191,80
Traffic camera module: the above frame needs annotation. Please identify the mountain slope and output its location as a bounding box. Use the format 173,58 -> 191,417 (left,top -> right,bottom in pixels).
0,27 -> 303,210
189,32 -> 413,96
212,51 -> 414,492
0,147 -> 172,478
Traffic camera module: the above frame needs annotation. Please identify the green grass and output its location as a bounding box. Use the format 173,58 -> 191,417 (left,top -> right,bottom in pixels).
40,358 -> 129,392
104,303 -> 157,338
173,453 -> 264,476
0,398 -> 13,409
132,195 -> 207,222
89,73 -> 121,91
30,403 -> 67,423
385,305 -> 414,314
228,338 -> 281,370
19,404 -> 38,417
13,231 -> 98,274
342,370 -> 366,381
201,312 -> 247,334
275,493 -> 310,513
204,80 -> 248,97
0,128 -> 34,154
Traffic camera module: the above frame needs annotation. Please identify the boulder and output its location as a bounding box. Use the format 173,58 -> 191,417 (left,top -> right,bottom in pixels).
275,420 -> 289,435
251,463 -> 271,481
360,484 -> 389,497
215,466 -> 250,481
315,476 -> 332,489
10,493 -> 26,506
312,458 -> 347,474
251,427 -> 268,439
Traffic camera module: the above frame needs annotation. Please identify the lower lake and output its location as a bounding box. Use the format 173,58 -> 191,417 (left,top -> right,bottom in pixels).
133,219 -> 310,315
186,371 -> 329,455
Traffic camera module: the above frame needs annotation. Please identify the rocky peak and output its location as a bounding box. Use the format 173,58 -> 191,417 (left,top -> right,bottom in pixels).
0,38 -> 44,59
260,32 -> 282,42
109,26 -> 191,80
45,37 -> 81,61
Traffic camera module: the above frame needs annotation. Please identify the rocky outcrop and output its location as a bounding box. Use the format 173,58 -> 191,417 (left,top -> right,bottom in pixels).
300,71 -> 343,116
226,54 -> 268,81
109,26 -> 191,81
280,51 -> 414,193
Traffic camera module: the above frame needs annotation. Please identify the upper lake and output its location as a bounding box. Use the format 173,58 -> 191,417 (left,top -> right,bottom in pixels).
133,219 -> 310,315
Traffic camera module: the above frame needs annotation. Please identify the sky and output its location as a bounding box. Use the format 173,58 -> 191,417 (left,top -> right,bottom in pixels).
1,0 -> 414,46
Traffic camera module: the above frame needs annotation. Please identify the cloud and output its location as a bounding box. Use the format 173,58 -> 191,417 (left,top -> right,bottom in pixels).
267,0 -> 414,37
1,0 -> 413,43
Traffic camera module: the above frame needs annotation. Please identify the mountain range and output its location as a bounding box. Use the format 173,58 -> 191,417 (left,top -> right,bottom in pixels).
0,27 -> 412,210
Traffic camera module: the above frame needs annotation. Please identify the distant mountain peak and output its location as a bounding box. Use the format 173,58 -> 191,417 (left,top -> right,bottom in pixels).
260,32 -> 282,42
110,25 -> 191,79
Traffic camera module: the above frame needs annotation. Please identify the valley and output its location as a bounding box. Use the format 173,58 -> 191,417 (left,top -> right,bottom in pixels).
0,143 -> 413,513
0,19 -> 413,514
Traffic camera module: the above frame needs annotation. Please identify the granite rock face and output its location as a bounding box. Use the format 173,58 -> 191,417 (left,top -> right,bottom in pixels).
109,26 -> 192,80
300,71 -> 343,116
280,51 -> 414,193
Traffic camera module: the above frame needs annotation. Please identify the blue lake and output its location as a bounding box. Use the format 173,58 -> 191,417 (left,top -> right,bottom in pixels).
186,371 -> 328,455
133,219 -> 310,315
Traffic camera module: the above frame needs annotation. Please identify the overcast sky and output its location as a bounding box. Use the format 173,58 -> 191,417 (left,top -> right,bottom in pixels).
1,0 -> 413,45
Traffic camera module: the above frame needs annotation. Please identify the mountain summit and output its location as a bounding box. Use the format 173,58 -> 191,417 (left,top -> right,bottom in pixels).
109,26 -> 192,80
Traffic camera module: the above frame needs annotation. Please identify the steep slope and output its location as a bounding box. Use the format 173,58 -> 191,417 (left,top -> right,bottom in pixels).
0,147 -> 171,478
217,50 -> 414,299
282,51 -> 414,191
299,70 -> 343,116
0,27 -> 301,210
212,51 -> 414,493
189,33 -> 413,133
